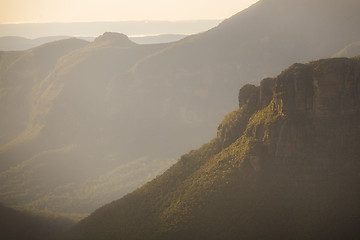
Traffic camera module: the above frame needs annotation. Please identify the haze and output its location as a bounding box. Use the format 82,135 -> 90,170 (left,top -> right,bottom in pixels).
0,0 -> 259,23
1,0 -> 360,239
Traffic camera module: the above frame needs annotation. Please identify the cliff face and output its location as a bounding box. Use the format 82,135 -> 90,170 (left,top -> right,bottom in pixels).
62,57 -> 360,240
244,58 -> 360,176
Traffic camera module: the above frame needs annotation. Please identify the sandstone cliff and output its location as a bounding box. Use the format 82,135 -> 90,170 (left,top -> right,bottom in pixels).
239,57 -> 360,177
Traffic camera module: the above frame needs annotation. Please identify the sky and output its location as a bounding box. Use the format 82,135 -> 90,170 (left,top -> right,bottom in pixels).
0,0 -> 259,23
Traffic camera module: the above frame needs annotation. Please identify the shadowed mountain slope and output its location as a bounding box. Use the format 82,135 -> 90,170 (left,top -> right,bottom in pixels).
0,33 -> 175,217
62,57 -> 360,240
1,0 -> 360,218
0,38 -> 89,168
0,203 -> 74,240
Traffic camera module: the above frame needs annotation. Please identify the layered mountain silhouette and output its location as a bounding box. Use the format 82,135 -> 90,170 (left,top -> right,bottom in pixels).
0,36 -> 72,51
1,0 -> 360,218
0,35 -> 187,51
0,20 -> 219,41
61,57 -> 360,240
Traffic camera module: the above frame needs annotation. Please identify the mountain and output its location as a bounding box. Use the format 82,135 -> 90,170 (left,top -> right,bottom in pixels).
0,33 -> 175,217
0,20 -> 221,39
61,57 -> 360,240
0,34 -> 186,51
0,36 -> 72,51
1,0 -> 360,219
0,38 -> 89,167
0,203 -> 74,240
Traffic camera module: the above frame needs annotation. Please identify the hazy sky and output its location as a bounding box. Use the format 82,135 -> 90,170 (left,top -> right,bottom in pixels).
0,0 -> 259,23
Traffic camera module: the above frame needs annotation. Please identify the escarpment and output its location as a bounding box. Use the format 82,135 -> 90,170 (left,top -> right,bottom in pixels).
61,57 -> 360,240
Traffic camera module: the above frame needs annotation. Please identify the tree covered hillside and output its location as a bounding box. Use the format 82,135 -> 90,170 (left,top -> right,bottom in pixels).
62,57 -> 360,240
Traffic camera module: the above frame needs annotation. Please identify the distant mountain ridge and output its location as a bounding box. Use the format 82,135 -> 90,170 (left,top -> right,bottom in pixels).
61,57 -> 360,240
0,20 -> 220,40
0,34 -> 187,51
0,36 -> 72,51
93,32 -> 137,47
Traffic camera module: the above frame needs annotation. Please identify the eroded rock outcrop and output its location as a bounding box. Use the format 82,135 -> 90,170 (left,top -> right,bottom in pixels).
239,57 -> 360,176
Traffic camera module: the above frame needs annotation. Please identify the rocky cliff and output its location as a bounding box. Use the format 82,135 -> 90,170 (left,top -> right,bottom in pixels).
242,57 -> 360,176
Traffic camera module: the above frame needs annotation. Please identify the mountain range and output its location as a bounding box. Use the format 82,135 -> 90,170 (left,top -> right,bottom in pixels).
1,0 -> 360,221
0,34 -> 187,51
0,20 -> 220,39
